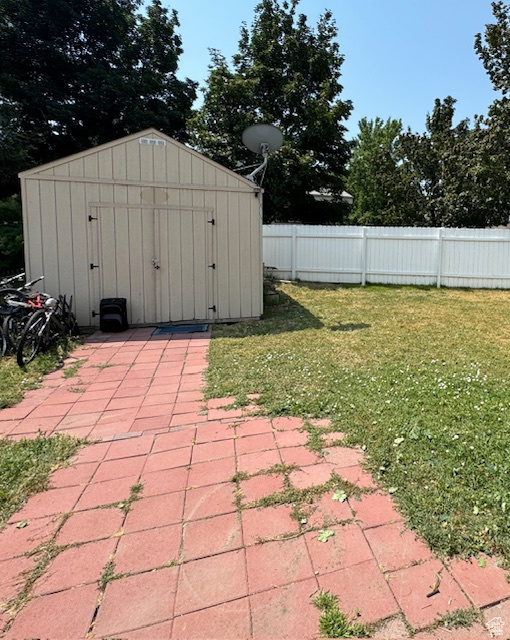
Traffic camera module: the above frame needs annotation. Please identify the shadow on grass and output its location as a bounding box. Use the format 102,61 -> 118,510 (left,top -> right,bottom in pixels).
212,288 -> 324,338
330,323 -> 371,332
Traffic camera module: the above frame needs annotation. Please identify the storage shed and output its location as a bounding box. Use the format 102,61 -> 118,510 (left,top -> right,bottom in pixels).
19,128 -> 263,327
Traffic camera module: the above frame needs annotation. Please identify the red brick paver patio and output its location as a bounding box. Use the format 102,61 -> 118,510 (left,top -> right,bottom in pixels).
0,328 -> 508,639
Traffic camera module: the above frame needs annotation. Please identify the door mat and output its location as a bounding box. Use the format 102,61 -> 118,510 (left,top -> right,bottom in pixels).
152,324 -> 209,335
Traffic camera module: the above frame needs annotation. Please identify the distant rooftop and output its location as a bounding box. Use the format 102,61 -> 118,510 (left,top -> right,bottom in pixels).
308,190 -> 353,204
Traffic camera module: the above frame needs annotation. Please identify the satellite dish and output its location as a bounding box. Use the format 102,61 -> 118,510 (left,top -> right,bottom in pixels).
242,124 -> 284,155
241,124 -> 284,182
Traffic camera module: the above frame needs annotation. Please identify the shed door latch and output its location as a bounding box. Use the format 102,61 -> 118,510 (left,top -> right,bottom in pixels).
90,263 -> 99,270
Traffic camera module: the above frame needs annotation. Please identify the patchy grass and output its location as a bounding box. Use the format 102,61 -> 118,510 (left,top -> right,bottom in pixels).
433,608 -> 482,631
0,433 -> 84,527
313,590 -> 370,638
0,339 -> 81,408
62,358 -> 86,379
207,283 -> 510,563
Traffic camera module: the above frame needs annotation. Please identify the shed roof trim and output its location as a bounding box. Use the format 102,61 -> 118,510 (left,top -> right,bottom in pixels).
18,128 -> 256,189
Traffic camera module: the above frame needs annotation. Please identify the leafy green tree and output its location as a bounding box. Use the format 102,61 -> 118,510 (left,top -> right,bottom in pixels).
346,117 -> 423,226
475,1 -> 510,95
0,197 -> 23,273
0,0 -> 197,196
472,1 -> 510,227
191,0 -> 352,223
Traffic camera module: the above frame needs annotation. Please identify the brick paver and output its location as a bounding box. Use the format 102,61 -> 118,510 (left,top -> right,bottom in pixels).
56,507 -> 124,545
448,555 -> 510,608
174,550 -> 248,615
173,598 -> 251,639
182,512 -> 243,561
6,583 -> 99,638
388,558 -> 471,629
93,568 -> 178,637
365,521 -> 433,572
246,537 -> 315,593
319,558 -> 400,623
32,537 -> 117,596
242,504 -> 299,545
2,327 -> 510,640
305,524 -> 374,575
183,483 -> 237,521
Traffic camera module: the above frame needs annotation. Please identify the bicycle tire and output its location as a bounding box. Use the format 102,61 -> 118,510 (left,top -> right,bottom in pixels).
1,311 -> 30,356
16,309 -> 47,368
0,325 -> 6,358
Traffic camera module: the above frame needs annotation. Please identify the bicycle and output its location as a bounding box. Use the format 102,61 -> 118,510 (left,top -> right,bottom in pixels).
0,276 -> 47,357
16,294 -> 78,368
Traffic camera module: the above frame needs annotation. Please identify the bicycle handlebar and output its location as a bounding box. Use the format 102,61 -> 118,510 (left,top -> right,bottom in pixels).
20,275 -> 45,290
0,272 -> 25,287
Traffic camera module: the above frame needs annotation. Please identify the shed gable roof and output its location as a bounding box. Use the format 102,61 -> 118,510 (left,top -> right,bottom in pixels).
18,128 -> 257,191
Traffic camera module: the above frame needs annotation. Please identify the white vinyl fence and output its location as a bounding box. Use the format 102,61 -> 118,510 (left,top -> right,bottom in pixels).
263,225 -> 510,289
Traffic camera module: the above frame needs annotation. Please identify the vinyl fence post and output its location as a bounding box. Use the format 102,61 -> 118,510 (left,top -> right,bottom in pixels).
437,227 -> 444,288
291,224 -> 297,281
361,227 -> 367,286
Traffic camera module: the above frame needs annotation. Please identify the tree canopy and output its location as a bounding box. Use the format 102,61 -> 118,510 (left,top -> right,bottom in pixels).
191,0 -> 353,223
346,117 -> 422,226
0,0 -> 196,197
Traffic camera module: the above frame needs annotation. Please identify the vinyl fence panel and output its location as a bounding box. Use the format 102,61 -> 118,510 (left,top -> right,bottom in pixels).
263,225 -> 510,289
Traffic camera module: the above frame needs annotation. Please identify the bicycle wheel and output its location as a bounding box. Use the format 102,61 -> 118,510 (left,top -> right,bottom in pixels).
0,323 -> 5,357
1,310 -> 29,356
17,310 -> 47,368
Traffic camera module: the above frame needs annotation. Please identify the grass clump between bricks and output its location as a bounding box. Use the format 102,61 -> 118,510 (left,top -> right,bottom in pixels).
313,590 -> 370,638
232,462 -> 364,526
0,432 -> 85,528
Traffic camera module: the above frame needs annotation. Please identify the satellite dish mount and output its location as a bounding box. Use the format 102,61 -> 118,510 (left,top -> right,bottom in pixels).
241,124 -> 283,183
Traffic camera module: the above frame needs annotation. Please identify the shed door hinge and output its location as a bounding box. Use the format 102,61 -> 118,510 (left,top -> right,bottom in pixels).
88,215 -> 98,221
91,310 -> 98,317
90,263 -> 99,270
208,263 -> 216,270
208,305 -> 216,312
208,218 -> 215,225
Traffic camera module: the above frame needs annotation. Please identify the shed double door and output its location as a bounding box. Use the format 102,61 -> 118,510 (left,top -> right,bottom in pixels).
89,205 -> 216,325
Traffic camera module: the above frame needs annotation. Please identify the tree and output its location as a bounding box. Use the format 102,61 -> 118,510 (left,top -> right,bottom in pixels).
0,0 -> 197,196
475,1 -> 510,96
191,0 -> 352,223
0,196 -> 23,273
346,117 -> 423,226
472,1 -> 510,227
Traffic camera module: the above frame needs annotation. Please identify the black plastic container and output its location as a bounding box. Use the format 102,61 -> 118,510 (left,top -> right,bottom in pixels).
99,298 -> 128,332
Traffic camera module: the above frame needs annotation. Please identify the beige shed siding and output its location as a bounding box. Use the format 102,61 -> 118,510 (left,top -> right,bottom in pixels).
20,128 -> 263,326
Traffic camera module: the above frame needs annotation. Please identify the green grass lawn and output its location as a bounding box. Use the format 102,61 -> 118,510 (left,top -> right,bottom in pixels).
207,282 -> 510,563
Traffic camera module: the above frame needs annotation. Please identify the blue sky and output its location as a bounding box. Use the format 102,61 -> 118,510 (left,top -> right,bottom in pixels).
166,0 -> 500,137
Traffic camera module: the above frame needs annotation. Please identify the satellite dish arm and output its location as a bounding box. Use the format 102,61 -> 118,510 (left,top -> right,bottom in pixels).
246,143 -> 269,182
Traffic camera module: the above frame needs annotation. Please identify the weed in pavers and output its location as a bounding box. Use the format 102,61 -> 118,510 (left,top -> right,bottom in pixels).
91,363 -> 117,370
313,590 -> 370,638
0,433 -> 85,527
302,422 -> 350,455
2,511 -> 73,620
62,359 -> 86,379
68,387 -> 86,393
430,607 -> 482,631
235,462 -> 363,528
207,283 -> 510,564
114,483 -> 144,515
97,559 -> 126,591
